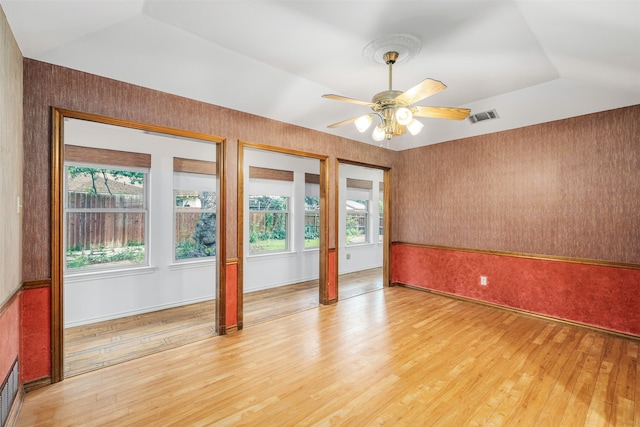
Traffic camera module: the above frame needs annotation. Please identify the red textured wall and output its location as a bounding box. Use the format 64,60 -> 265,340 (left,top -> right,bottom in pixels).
0,294 -> 20,380
226,263 -> 238,328
328,250 -> 336,301
392,243 -> 640,336
20,288 -> 51,382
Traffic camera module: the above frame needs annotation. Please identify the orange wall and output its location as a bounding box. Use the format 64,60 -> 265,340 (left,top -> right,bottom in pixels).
0,295 -> 20,381
225,262 -> 238,328
392,244 -> 640,336
20,288 -> 50,381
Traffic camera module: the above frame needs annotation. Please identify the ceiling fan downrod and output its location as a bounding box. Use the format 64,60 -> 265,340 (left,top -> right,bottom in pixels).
384,51 -> 399,91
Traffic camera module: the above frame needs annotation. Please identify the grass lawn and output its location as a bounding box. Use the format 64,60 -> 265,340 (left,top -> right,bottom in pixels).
304,238 -> 319,248
250,239 -> 287,253
250,238 -> 319,252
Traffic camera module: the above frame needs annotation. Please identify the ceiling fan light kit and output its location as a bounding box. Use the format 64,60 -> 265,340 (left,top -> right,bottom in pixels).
395,107 -> 413,125
354,114 -> 374,132
323,34 -> 471,147
406,118 -> 424,135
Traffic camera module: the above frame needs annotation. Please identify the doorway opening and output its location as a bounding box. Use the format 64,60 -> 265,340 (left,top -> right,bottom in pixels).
51,110 -> 226,380
238,143 -> 328,329
337,162 -> 390,300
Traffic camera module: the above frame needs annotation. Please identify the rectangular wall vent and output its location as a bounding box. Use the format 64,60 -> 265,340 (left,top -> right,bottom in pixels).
468,109 -> 499,124
1,359 -> 18,427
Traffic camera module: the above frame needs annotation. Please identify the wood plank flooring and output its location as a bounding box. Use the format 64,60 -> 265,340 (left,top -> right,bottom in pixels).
22,285 -> 639,426
64,300 -> 218,377
64,268 -> 382,377
337,267 -> 383,300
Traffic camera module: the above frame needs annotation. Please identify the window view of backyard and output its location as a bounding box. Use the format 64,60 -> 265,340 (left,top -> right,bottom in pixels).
174,189 -> 216,261
65,165 -> 147,270
379,193 -> 384,243
249,195 -> 289,253
346,199 -> 368,245
305,196 -> 320,248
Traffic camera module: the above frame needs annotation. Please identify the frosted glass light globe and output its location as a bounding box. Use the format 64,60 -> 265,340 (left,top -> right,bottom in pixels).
395,107 -> 413,125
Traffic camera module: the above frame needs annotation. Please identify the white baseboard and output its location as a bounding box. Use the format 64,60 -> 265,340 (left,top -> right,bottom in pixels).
64,295 -> 215,328
338,263 -> 383,276
244,275 -> 319,294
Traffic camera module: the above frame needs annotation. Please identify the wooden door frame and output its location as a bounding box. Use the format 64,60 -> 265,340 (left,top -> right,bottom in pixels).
335,159 -> 392,294
237,141 -> 330,330
50,108 -> 227,383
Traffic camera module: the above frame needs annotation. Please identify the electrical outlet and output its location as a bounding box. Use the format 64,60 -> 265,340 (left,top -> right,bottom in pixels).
480,276 -> 488,286
346,253 -> 351,260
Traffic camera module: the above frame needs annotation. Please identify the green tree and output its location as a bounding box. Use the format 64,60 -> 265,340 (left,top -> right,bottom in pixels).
192,192 -> 216,257
67,166 -> 143,195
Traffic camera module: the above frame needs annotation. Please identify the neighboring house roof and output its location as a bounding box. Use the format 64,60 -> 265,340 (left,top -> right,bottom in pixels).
346,200 -> 366,210
67,174 -> 143,195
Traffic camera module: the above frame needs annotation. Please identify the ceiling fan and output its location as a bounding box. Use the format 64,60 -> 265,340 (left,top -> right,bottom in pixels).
322,51 -> 470,143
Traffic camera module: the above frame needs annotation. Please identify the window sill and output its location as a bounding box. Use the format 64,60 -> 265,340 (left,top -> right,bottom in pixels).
247,251 -> 296,261
64,265 -> 157,283
168,259 -> 216,271
345,242 -> 376,248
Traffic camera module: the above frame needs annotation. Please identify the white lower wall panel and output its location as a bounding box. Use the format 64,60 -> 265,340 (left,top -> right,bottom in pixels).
64,263 -> 216,327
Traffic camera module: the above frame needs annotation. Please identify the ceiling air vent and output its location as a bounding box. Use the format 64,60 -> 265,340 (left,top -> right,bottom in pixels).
468,109 -> 499,124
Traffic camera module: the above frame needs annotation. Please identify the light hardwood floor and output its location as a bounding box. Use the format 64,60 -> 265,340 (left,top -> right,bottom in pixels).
21,285 -> 639,426
64,268 -> 382,377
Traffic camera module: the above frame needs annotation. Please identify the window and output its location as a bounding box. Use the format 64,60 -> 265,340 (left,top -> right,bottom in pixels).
249,195 -> 289,254
174,188 -> 216,261
65,164 -> 148,271
305,197 -> 320,248
346,199 -> 369,245
305,173 -> 320,249
173,158 -> 217,262
345,178 -> 372,245
379,185 -> 384,243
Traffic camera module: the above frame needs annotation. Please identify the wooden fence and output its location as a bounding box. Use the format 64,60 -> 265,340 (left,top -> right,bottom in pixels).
67,192 -> 145,250
175,212 -> 209,243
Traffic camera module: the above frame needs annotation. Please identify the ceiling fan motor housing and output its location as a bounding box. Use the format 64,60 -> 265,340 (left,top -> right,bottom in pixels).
371,90 -> 407,138
372,90 -> 404,105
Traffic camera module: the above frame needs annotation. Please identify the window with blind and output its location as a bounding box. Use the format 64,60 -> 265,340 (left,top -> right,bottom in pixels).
173,158 -> 217,262
64,145 -> 150,271
248,167 -> 291,254
346,178 -> 372,245
379,183 -> 384,243
305,173 -> 320,249
249,195 -> 289,253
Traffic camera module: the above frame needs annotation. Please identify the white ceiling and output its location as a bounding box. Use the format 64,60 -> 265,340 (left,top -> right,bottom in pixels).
2,0 -> 639,150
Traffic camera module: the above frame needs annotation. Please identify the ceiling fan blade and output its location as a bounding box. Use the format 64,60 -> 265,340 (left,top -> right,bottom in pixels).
327,116 -> 361,128
394,78 -> 447,106
322,94 -> 374,107
412,106 -> 471,120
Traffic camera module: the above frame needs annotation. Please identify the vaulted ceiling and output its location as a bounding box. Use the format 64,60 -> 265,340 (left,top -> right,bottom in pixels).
2,0 -> 639,150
